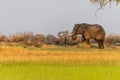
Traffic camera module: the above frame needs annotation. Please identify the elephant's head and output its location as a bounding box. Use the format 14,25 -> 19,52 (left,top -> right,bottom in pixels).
69,23 -> 86,40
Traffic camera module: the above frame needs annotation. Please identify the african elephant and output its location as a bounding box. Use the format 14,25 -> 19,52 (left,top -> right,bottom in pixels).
70,23 -> 106,49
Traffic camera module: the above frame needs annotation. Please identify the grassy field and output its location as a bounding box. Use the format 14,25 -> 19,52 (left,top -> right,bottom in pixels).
0,45 -> 120,80
1,64 -> 120,80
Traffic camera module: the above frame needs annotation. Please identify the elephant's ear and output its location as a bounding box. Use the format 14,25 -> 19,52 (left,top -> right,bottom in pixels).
72,24 -> 80,35
78,24 -> 86,34
74,24 -> 80,31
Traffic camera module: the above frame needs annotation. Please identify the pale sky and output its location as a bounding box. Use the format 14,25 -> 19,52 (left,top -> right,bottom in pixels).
0,0 -> 120,35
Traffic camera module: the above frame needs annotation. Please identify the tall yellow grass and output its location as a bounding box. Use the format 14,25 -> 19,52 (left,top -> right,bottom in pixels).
0,45 -> 120,65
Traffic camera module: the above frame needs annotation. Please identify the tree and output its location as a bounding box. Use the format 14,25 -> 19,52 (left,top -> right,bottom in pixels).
33,34 -> 45,47
57,30 -> 69,46
23,32 -> 34,46
45,34 -> 56,44
91,0 -> 120,7
90,0 -> 120,15
56,31 -> 81,46
0,35 -> 8,42
10,32 -> 23,42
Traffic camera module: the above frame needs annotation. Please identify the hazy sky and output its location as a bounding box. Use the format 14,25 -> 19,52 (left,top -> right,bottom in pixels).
0,0 -> 120,35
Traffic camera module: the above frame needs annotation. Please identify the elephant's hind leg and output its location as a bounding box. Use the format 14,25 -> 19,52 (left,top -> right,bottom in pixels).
100,40 -> 104,49
96,39 -> 104,49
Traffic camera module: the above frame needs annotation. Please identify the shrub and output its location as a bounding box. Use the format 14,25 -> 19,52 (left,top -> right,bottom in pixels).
33,34 -> 45,47
0,35 -> 8,42
23,32 -> 34,46
10,33 -> 23,42
105,34 -> 120,45
45,34 -> 56,44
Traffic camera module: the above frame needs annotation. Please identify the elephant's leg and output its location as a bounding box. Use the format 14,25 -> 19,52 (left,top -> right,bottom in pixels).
81,35 -> 86,42
96,40 -> 100,48
96,39 -> 104,49
84,33 -> 90,46
99,40 -> 104,49
86,39 -> 90,45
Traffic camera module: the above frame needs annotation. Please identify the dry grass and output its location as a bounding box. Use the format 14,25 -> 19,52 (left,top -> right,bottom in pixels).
42,44 -> 57,48
76,42 -> 91,48
0,45 -> 120,65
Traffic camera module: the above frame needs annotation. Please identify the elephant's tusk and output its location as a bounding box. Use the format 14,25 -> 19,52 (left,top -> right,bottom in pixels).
69,33 -> 73,36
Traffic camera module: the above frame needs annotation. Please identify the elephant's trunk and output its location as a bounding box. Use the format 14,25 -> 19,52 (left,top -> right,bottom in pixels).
69,32 -> 77,40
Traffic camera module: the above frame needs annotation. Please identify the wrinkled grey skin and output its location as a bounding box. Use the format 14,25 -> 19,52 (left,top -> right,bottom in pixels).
70,23 -> 106,49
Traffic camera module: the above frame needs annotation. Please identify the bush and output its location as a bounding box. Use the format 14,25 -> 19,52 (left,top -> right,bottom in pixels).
10,33 -> 23,42
0,35 -> 8,42
45,34 -> 56,44
23,32 -> 34,46
33,34 -> 45,47
105,34 -> 120,45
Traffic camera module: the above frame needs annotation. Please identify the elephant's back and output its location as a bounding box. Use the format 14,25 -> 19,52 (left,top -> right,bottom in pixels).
87,24 -> 105,38
88,24 -> 105,33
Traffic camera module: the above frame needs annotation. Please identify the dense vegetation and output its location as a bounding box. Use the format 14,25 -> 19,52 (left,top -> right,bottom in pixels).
0,31 -> 120,47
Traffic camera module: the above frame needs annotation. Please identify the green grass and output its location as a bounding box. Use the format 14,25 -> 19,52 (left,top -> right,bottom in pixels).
0,63 -> 120,80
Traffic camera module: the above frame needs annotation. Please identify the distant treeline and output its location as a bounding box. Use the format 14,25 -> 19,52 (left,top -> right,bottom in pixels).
0,31 -> 120,47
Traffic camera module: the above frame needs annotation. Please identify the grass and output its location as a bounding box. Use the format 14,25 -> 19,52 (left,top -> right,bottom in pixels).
0,45 -> 120,65
0,64 -> 120,80
0,45 -> 120,80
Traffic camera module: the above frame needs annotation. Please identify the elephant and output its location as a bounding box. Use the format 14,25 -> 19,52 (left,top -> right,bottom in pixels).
70,23 -> 106,49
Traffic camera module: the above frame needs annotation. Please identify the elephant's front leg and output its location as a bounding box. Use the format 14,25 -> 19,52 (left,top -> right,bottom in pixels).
84,35 -> 90,45
83,32 -> 91,45
86,39 -> 90,45
81,35 -> 86,42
